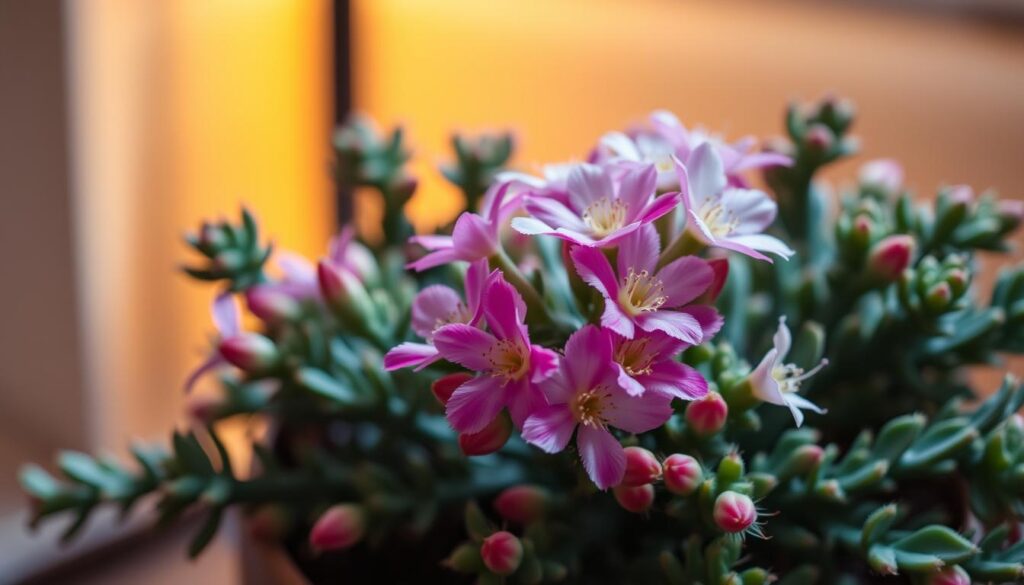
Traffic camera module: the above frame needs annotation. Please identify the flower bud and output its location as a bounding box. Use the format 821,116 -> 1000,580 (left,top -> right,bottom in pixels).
859,159 -> 903,196
219,333 -> 279,372
998,198 -> 1024,233
867,235 -> 915,282
662,454 -> 703,496
685,392 -> 728,436
804,124 -> 834,153
246,286 -> 302,323
713,491 -> 756,533
480,531 -> 523,576
613,483 -> 656,514
495,485 -> 548,524
925,566 -> 970,585
309,504 -> 365,551
622,447 -> 662,487
925,281 -> 953,313
432,373 -> 473,406
459,413 -> 512,456
186,394 -> 224,425
946,185 -> 974,207
317,260 -> 359,307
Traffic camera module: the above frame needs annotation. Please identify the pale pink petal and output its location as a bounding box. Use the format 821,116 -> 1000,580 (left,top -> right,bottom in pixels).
711,237 -> 772,262
212,292 -> 241,337
772,317 -> 792,360
785,394 -> 826,427
749,349 -> 785,405
687,142 -> 727,206
635,191 -> 680,225
432,324 -> 498,371
522,197 -> 588,232
601,301 -> 636,339
618,224 -> 660,276
570,246 -> 619,300
522,405 -> 576,453
732,151 -> 792,172
464,259 -> 490,325
721,188 -> 777,234
636,311 -> 702,344
483,276 -> 528,343
726,234 -> 794,260
567,163 -> 614,211
446,375 -> 508,434
407,248 -> 460,272
383,342 -> 439,371
615,364 -> 647,397
599,131 -> 643,161
411,285 -> 463,339
409,234 -> 453,251
603,388 -> 673,434
451,212 -> 498,260
530,346 -> 560,382
510,216 -> 557,237
539,369 -> 576,405
483,182 -> 512,223
616,163 -> 657,222
328,226 -> 355,264
678,305 -> 724,342
656,256 -> 713,307
644,361 -> 708,401
563,325 -> 614,392
577,426 -> 626,490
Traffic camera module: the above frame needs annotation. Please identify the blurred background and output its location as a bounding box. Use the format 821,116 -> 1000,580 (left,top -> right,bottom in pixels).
0,0 -> 1021,582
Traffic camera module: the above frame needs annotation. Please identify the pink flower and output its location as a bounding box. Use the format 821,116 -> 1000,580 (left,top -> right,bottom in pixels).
383,259 -> 489,371
407,182 -> 517,271
748,317 -> 827,427
511,162 -> 678,248
431,273 -> 559,432
571,224 -> 721,343
610,329 -> 710,399
673,144 -> 794,262
522,326 -> 674,490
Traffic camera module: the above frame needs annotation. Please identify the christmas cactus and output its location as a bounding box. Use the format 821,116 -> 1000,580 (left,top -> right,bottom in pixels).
20,99 -> 1024,584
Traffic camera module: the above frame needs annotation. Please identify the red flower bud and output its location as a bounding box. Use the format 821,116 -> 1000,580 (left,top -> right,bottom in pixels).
246,287 -> 302,323
495,485 -> 548,524
662,454 -> 703,496
219,333 -> 279,372
621,447 -> 661,487
713,491 -> 756,533
309,504 -> 365,551
459,414 -> 512,456
705,258 -> 729,303
867,235 -> 915,282
613,483 -> 655,514
432,373 -> 473,406
480,531 -> 523,576
685,392 -> 728,436
925,566 -> 970,585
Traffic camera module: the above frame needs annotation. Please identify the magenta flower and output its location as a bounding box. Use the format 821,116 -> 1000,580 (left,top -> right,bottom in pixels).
571,224 -> 721,343
431,273 -> 559,432
673,144 -> 794,262
408,182 -> 518,272
184,292 -> 241,393
609,329 -> 710,400
522,326 -> 674,490
383,259 -> 489,371
511,162 -> 678,248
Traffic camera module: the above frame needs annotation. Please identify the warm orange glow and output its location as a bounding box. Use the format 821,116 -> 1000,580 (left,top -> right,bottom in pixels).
68,1 -> 332,449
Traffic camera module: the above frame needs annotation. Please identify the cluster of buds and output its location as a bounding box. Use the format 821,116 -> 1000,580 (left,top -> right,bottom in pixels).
441,132 -> 515,211
183,208 -> 272,291
445,502 -> 555,584
898,254 -> 971,318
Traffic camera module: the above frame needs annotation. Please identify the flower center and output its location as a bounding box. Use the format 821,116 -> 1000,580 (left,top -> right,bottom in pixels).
432,303 -> 472,334
583,197 -> 627,237
619,269 -> 667,315
487,339 -> 531,382
571,387 -> 613,428
614,338 -> 654,376
772,360 -> 828,394
698,199 -> 740,237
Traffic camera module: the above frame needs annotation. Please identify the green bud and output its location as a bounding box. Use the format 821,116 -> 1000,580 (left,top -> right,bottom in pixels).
445,543 -> 483,573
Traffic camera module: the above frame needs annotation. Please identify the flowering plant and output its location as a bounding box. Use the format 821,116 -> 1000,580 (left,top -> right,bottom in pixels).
21,99 -> 1024,585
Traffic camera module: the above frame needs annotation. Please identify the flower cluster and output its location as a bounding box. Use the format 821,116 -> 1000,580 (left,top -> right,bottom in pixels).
386,114 -> 808,490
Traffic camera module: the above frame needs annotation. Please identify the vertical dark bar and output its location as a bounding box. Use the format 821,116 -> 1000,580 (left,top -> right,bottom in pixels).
333,0 -> 353,225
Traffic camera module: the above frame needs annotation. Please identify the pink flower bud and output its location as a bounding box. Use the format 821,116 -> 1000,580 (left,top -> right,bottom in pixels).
459,414 -> 512,456
246,286 -> 302,323
685,392 -> 728,436
309,504 -> 365,551
946,185 -> 974,207
613,483 -> 655,514
925,281 -> 953,312
805,124 -> 834,152
432,373 -> 473,406
925,566 -> 970,585
621,447 -> 662,487
186,394 -> 223,425
662,454 -> 703,496
219,333 -> 279,372
495,485 -> 548,524
999,199 -> 1024,232
859,159 -> 903,195
792,444 -> 824,472
317,260 -> 367,307
713,491 -> 756,533
480,531 -> 523,576
867,235 -> 915,282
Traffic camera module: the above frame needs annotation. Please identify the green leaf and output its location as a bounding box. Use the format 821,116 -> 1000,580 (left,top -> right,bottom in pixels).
172,432 -> 215,476
58,451 -> 127,496
861,504 -> 898,548
872,414 -> 926,464
464,501 -> 492,542
19,465 -> 60,500
295,367 -> 358,404
867,545 -> 898,575
188,507 -> 223,558
898,418 -> 978,472
891,526 -> 978,565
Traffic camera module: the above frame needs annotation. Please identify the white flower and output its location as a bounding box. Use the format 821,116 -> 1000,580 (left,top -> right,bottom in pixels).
749,317 -> 827,426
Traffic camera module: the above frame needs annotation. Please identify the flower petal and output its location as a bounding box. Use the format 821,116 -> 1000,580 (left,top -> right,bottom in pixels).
577,425 -> 626,490
721,188 -> 778,234
773,316 -> 792,360
212,292 -> 241,337
411,285 -> 463,339
407,248 -> 460,272
465,259 -> 490,325
636,311 -> 702,344
678,305 -> 724,342
383,342 -> 439,371
483,275 -> 529,343
657,256 -> 713,307
726,234 -> 795,260
563,325 -> 614,392
446,375 -> 508,434
451,212 -> 499,260
522,196 -> 588,232
184,354 -> 225,394
687,142 -> 727,205
530,345 -> 560,383
644,361 -> 708,401
617,163 -> 658,222
601,301 -> 636,339
522,405 -> 576,454
603,387 -> 674,434
570,245 -> 619,300
567,163 -> 614,211
615,364 -> 648,397
618,224 -> 660,276
749,349 -> 785,405
506,378 -> 545,429
432,324 -> 498,371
